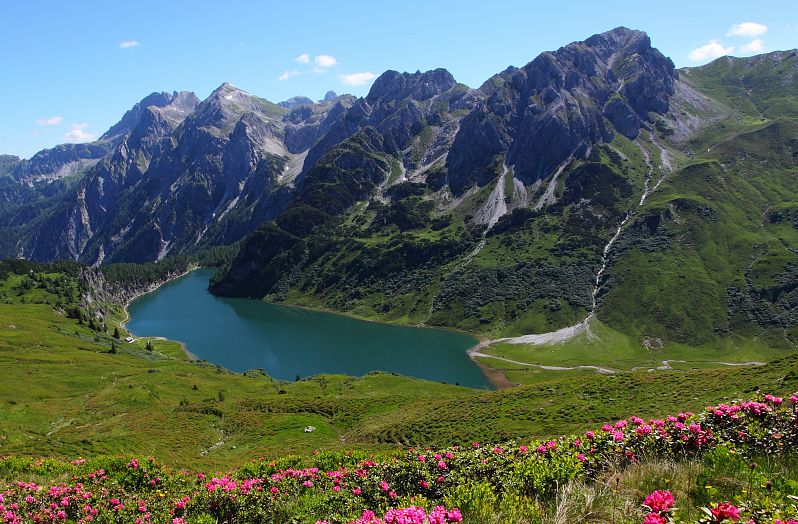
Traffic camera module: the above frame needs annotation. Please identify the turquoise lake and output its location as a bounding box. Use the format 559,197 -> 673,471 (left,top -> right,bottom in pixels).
126,268 -> 491,389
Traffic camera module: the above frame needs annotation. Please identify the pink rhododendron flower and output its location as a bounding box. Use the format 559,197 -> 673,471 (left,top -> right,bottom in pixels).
643,513 -> 667,524
710,502 -> 741,521
644,490 -> 674,513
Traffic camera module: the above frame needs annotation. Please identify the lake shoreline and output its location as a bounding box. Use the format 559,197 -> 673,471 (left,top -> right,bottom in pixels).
126,268 -> 495,389
121,266 -> 201,362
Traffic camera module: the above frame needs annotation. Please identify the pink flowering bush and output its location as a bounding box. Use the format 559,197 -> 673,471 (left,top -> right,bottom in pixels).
0,393 -> 795,523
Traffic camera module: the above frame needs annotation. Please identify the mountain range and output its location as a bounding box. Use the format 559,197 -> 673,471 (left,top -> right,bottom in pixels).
2,27 -> 797,347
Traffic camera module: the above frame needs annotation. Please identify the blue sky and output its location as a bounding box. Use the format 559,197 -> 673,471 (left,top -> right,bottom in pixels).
1,0 -> 796,158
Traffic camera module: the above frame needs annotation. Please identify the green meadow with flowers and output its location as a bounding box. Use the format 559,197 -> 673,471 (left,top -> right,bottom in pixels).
2,261 -> 798,522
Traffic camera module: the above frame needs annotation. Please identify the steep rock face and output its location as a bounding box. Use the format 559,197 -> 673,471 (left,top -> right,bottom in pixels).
101,91 -> 199,142
88,85 -> 292,262
4,81 -> 362,263
27,92 -> 200,261
299,68 -> 471,181
10,142 -> 111,185
283,95 -> 356,154
211,128 -> 391,297
446,27 -> 675,193
0,155 -> 20,177
8,93 -> 200,187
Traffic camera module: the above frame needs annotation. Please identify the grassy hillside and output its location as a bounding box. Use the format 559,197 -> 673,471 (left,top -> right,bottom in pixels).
471,55 -> 798,382
601,119 -> 798,346
2,260 -> 798,471
0,394 -> 796,523
0,261 -> 480,470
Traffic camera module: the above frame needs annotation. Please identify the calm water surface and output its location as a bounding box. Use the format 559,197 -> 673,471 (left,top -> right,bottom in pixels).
127,269 -> 490,388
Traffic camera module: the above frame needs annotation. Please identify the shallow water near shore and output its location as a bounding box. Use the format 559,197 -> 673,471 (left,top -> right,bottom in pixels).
127,268 -> 491,388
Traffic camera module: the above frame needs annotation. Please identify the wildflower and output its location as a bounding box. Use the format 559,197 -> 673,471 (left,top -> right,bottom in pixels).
643,513 -> 667,524
710,502 -> 741,521
644,490 -> 674,513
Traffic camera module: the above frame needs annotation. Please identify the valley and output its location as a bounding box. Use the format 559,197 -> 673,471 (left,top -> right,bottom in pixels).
1,19 -> 798,523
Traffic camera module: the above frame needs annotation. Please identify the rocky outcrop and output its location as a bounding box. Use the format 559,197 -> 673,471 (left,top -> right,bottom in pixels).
279,96 -> 314,109
446,27 -> 676,193
0,155 -> 20,177
211,128 -> 391,298
299,68 -> 471,181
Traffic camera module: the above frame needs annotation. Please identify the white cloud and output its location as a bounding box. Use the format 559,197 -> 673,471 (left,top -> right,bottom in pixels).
295,53 -> 310,64
278,70 -> 301,81
688,40 -> 734,62
36,116 -> 63,126
118,40 -> 140,49
313,54 -> 337,69
727,22 -> 768,37
740,39 -> 766,53
63,123 -> 97,143
339,72 -> 377,87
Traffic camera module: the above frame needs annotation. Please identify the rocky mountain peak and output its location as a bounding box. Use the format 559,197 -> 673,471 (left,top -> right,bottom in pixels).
189,83 -> 285,135
279,96 -> 315,109
322,90 -> 338,102
366,68 -> 457,103
101,91 -> 198,142
584,26 -> 650,55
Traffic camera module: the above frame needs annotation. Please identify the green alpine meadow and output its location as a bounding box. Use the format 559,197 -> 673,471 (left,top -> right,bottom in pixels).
1,2 -> 798,522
